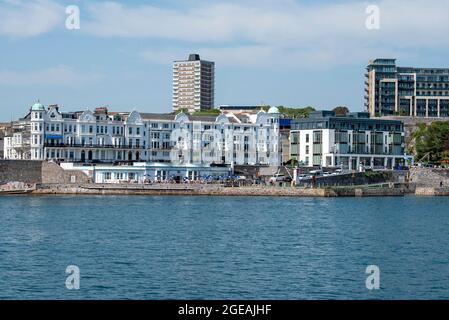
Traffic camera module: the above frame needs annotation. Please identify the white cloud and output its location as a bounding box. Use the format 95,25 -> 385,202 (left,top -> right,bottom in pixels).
0,0 -> 64,37
84,0 -> 449,68
0,65 -> 104,87
84,0 -> 449,46
1,0 -> 448,68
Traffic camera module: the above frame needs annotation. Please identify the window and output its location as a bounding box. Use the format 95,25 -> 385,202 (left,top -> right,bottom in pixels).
306,134 -> 309,143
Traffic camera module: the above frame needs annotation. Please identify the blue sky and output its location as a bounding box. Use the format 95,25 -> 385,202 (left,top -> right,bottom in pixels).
0,0 -> 448,121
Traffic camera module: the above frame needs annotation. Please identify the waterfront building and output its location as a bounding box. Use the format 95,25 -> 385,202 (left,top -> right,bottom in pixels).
60,162 -> 231,184
290,111 -> 405,169
3,133 -> 30,160
279,118 -> 292,164
4,102 -> 281,167
2,119 -> 30,160
365,59 -> 449,117
173,54 -> 215,113
0,123 -> 11,159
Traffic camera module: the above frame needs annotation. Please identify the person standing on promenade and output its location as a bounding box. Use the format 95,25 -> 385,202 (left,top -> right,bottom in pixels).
312,175 -> 317,189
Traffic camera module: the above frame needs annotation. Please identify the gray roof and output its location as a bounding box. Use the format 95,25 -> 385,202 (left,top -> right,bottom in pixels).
140,113 -> 177,121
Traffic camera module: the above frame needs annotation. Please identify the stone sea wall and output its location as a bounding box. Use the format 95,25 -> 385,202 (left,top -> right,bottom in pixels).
297,170 -> 405,188
409,167 -> 449,187
0,160 -> 43,185
30,183 -> 410,197
41,161 -> 90,184
415,187 -> 449,196
0,160 -> 90,185
33,184 -> 331,197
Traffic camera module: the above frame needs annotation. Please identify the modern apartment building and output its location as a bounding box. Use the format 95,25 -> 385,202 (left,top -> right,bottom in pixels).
365,59 -> 449,117
290,111 -> 405,169
173,54 -> 215,113
4,102 -> 281,167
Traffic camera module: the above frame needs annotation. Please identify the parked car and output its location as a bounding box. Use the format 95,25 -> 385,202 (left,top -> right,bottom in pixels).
334,168 -> 343,174
269,174 -> 292,183
309,170 -> 324,177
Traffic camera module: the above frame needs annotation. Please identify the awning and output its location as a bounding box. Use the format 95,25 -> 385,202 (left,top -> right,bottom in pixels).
45,134 -> 63,139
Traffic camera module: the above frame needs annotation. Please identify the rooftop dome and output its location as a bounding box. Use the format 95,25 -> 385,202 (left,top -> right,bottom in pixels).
267,106 -> 280,114
31,102 -> 45,111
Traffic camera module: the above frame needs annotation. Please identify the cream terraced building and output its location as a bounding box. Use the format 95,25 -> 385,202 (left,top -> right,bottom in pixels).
4,102 -> 281,167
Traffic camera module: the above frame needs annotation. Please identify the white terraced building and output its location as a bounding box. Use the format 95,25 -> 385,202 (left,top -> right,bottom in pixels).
3,102 -> 281,167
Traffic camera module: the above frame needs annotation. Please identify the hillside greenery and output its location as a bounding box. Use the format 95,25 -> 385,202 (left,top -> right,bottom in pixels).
177,106 -> 316,118
411,121 -> 449,164
261,105 -> 316,118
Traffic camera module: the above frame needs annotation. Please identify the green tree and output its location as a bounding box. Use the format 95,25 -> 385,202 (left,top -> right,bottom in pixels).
192,109 -> 221,116
412,121 -> 449,163
276,106 -> 315,118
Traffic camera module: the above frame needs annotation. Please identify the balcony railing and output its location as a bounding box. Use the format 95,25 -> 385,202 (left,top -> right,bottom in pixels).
44,143 -> 145,150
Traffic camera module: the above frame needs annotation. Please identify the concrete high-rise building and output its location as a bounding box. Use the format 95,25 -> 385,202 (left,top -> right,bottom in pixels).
365,59 -> 449,117
172,54 -> 215,113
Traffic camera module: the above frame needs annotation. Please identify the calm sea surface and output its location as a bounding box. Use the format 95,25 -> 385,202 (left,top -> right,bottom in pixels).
1,195 -> 449,299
